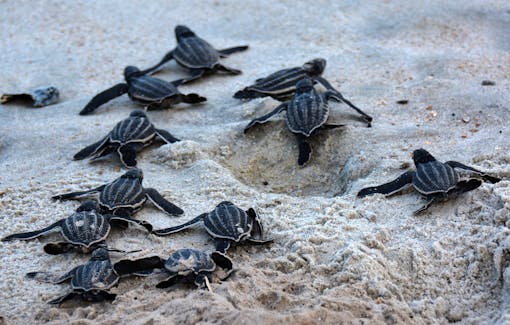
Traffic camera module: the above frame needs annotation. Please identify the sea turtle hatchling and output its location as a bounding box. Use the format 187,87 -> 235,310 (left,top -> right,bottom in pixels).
234,58 -> 343,101
2,201 -> 152,255
114,248 -> 233,291
79,66 -> 206,115
74,110 -> 180,168
52,169 -> 184,217
244,78 -> 372,166
357,148 -> 501,214
141,25 -> 248,85
153,201 -> 272,253
1,86 -> 59,107
26,246 -> 144,305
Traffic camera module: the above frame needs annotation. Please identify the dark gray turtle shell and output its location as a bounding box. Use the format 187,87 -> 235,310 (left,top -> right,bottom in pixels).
203,201 -> 253,242
128,75 -> 180,104
413,161 -> 459,195
70,249 -> 118,291
165,248 -> 216,276
173,37 -> 219,69
286,88 -> 329,137
99,171 -> 146,211
61,210 -> 111,247
109,112 -> 156,144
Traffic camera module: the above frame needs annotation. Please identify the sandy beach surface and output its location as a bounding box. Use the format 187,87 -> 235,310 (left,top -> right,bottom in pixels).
1,0 -> 509,324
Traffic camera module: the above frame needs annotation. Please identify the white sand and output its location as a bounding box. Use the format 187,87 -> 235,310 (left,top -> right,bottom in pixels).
1,0 -> 509,324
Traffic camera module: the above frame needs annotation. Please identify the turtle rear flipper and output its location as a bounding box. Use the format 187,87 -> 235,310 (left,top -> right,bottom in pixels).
357,171 -> 415,197
455,179 -> 483,193
108,215 -> 153,232
117,144 -> 139,168
73,136 -> 111,160
445,161 -> 501,184
2,219 -> 63,241
53,184 -> 106,200
218,45 -> 249,57
244,103 -> 288,133
296,135 -> 312,167
114,256 -> 165,276
144,188 -> 184,216
214,239 -> 231,254
154,128 -> 180,144
233,89 -> 265,100
152,213 -> 207,236
82,291 -> 117,302
44,242 -> 79,255
80,83 -> 129,115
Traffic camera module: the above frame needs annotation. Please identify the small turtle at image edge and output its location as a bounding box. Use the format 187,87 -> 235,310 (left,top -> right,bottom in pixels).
52,169 -> 184,217
234,58 -> 342,101
79,66 -> 206,115
141,25 -> 248,85
114,248 -> 233,291
74,110 -> 180,168
26,246 -> 146,305
153,201 -> 272,253
244,78 -> 372,166
1,86 -> 59,107
357,148 -> 501,214
2,200 -> 152,255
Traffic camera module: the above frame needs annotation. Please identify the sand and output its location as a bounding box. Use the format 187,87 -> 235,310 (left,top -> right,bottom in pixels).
1,0 -> 509,324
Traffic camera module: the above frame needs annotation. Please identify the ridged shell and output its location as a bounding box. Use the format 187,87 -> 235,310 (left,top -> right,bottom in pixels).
413,161 -> 459,194
173,37 -> 219,69
165,249 -> 215,275
247,67 -> 309,99
109,115 -> 155,144
286,89 -> 329,137
99,177 -> 146,210
71,260 -> 118,291
128,76 -> 179,103
203,203 -> 251,241
60,211 -> 110,247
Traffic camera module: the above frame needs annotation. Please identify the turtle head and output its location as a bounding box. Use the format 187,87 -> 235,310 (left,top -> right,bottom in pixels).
91,247 -> 110,261
124,66 -> 141,80
303,58 -> 326,76
217,201 -> 234,208
122,168 -> 144,181
129,109 -> 147,119
76,200 -> 98,212
175,25 -> 195,41
412,149 -> 436,165
295,78 -> 314,94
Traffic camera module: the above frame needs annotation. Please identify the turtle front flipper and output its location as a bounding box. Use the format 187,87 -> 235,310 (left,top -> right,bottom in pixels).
27,267 -> 77,284
2,219 -> 63,241
357,170 -> 415,197
47,292 -> 78,305
144,188 -> 184,216
156,275 -> 184,289
117,144 -> 139,168
154,128 -> 180,144
179,93 -> 207,104
324,90 -> 372,127
314,76 -> 342,93
445,161 -> 501,184
44,242 -> 79,255
217,45 -> 249,57
140,50 -> 175,75
108,215 -> 153,232
79,83 -> 129,115
114,256 -> 165,276
295,134 -> 312,167
215,64 -> 242,75
52,184 -> 107,200
152,213 -> 207,236
244,103 -> 288,133
73,136 -> 111,160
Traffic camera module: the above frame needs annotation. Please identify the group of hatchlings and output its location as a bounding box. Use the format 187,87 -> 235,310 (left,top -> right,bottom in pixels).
1,25 -> 503,306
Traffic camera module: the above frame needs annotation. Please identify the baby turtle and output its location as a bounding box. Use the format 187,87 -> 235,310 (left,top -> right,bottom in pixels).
26,246 -> 143,305
79,66 -> 206,115
234,58 -> 342,101
2,201 -> 152,254
114,248 -> 233,291
52,169 -> 184,217
74,110 -> 180,168
357,148 -> 501,214
244,78 -> 372,166
1,86 -> 59,107
153,201 -> 272,253
141,25 -> 248,85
